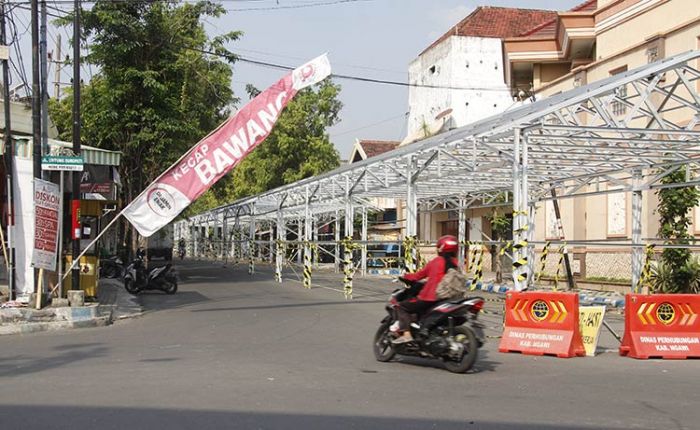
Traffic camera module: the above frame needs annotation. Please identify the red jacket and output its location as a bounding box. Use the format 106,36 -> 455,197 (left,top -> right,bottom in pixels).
402,256 -> 457,302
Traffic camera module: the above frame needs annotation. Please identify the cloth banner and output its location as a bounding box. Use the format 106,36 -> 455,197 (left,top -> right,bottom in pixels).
123,54 -> 331,237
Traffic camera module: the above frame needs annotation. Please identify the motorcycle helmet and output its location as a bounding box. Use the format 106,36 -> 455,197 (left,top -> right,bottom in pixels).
437,235 -> 458,254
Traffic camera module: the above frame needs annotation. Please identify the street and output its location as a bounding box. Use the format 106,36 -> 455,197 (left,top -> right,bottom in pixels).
0,260 -> 698,430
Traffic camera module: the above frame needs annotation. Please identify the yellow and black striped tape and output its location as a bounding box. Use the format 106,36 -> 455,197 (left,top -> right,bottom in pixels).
636,244 -> 656,294
536,241 -> 551,283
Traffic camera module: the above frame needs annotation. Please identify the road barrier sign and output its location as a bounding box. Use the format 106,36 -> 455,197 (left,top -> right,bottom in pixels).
619,294 -> 700,359
579,306 -> 606,357
499,291 -> 585,358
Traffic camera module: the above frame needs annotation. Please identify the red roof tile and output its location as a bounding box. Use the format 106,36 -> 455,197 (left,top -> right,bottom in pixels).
421,6 -> 557,55
518,0 -> 597,38
358,140 -> 400,159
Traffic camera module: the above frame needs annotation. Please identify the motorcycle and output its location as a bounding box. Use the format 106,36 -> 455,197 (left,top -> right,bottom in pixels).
99,255 -> 124,279
178,246 -> 186,260
123,250 -> 178,295
373,278 -> 485,373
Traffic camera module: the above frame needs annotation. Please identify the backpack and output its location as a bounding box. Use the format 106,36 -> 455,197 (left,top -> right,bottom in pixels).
435,256 -> 468,300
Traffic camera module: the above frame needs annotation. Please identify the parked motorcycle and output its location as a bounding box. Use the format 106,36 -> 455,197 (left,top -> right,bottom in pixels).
124,250 -> 178,295
99,256 -> 124,279
373,278 -> 485,373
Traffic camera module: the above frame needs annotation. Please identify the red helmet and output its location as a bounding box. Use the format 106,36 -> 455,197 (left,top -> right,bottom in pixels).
437,235 -> 458,253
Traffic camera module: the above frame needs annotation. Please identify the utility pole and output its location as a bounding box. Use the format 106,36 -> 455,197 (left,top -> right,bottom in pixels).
1,0 -> 16,300
40,0 -> 48,159
53,34 -> 61,99
31,0 -> 41,296
71,0 -> 81,291
31,0 -> 40,178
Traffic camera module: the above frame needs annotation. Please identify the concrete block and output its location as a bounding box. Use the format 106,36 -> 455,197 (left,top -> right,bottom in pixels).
51,298 -> 70,307
67,290 -> 85,307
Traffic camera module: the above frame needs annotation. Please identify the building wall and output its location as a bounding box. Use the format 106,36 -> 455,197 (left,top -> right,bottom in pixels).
595,0 -> 700,60
524,2 -> 700,280
407,36 -> 513,138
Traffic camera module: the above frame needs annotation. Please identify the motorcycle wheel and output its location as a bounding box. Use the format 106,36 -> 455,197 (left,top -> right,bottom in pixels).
124,278 -> 140,295
372,321 -> 396,362
163,281 -> 178,295
443,326 -> 478,374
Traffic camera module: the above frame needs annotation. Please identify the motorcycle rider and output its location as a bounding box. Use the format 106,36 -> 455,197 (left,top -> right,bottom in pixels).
392,235 -> 460,344
178,238 -> 186,258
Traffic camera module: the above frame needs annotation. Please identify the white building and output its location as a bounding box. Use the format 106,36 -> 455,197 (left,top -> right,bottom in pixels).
405,6 -> 556,142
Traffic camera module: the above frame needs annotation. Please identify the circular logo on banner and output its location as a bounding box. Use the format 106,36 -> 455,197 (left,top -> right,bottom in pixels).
299,64 -> 315,82
147,187 -> 177,218
531,300 -> 550,321
656,303 -> 675,325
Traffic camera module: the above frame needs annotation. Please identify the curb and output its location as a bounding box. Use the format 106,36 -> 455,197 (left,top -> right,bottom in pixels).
467,280 -> 625,308
0,315 -> 111,336
0,278 -> 143,336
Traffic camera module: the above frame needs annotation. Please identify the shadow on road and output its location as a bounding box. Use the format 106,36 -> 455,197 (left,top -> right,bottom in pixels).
0,404 -> 630,430
0,344 -> 109,378
138,291 -> 211,313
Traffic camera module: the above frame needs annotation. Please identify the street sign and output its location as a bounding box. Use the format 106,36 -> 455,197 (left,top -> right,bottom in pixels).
0,45 -> 9,61
41,155 -> 84,171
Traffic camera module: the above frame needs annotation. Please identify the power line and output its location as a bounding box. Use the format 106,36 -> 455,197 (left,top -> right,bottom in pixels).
228,52 -> 511,92
331,112 -> 406,138
227,0 -> 375,12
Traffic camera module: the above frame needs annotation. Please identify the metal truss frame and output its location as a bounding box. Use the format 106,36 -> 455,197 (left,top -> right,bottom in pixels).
177,51 -> 700,291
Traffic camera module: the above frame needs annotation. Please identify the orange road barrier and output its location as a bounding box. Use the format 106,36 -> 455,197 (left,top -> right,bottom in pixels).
620,294 -> 700,359
499,291 -> 585,358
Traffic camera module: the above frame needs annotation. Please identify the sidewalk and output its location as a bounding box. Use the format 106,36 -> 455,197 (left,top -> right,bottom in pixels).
0,278 -> 143,336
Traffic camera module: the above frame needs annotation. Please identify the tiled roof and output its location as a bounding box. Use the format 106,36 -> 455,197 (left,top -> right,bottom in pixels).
421,6 -> 557,55
358,140 -> 400,159
518,0 -> 597,38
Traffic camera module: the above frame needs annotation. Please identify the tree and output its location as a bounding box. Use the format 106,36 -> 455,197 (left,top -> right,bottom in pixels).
653,169 -> 700,293
49,0 -> 239,251
216,79 -> 342,202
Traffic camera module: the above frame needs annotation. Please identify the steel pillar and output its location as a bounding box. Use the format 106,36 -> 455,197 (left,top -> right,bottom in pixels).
458,198 -> 466,269
512,128 -> 528,291
234,213 -> 241,264
406,156 -> 418,237
248,203 -> 256,275
631,171 -> 643,290
334,210 -> 340,273
361,206 -> 367,276
276,209 -> 284,283
222,214 -> 228,265
304,185 -> 312,288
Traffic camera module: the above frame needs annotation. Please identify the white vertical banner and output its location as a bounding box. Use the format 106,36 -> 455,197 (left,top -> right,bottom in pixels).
13,158 -> 35,297
32,179 -> 61,271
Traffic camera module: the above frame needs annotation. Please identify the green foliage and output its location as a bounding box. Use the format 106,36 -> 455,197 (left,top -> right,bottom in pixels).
649,259 -> 700,294
654,168 -> 700,293
49,0 -> 238,203
488,209 -> 511,241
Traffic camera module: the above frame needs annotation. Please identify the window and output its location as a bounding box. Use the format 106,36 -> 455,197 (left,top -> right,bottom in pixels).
382,209 -> 397,222
610,65 -> 628,117
607,192 -> 627,237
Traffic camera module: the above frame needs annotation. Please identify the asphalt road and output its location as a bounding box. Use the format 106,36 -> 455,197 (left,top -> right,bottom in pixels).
0,260 -> 698,430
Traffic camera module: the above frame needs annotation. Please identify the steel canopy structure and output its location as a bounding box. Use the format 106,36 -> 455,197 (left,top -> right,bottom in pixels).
178,50 -> 700,292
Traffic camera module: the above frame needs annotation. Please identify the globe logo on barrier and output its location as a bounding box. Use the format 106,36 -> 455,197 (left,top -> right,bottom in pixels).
531,300 -> 549,321
657,303 -> 675,325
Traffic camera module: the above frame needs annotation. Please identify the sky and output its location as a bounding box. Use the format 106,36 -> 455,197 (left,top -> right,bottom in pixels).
12,0 -> 582,159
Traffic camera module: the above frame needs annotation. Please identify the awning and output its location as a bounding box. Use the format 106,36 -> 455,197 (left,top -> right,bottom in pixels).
1,137 -> 122,167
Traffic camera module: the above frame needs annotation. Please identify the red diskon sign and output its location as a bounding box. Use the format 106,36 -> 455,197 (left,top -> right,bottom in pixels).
32,179 -> 61,271
123,54 -> 331,237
